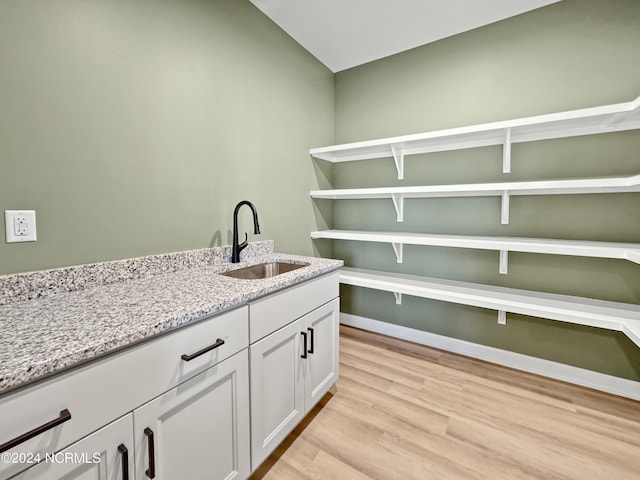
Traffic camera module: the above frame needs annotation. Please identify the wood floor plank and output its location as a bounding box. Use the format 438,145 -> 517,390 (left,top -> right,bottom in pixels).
446,413 -> 639,479
250,325 -> 640,480
340,350 -> 426,388
307,450 -> 373,480
337,375 -> 449,436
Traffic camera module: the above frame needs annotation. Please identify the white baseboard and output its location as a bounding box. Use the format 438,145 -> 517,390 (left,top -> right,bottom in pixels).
340,313 -> 640,401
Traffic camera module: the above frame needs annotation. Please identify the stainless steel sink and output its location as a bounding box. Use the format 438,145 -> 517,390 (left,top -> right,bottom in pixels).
221,261 -> 309,279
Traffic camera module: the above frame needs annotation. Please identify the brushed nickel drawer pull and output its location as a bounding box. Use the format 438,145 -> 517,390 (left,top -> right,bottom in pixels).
0,409 -> 71,453
181,338 -> 225,362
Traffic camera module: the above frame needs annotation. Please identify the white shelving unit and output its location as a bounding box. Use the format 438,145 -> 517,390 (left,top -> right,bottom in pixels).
310,230 -> 640,273
339,267 -> 640,347
310,174 -> 640,223
310,94 -> 640,353
310,95 -> 640,179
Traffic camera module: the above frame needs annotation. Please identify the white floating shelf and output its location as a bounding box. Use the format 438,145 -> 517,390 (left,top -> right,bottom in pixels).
311,175 -> 640,200
310,95 -> 640,178
310,230 -> 640,272
310,174 -> 640,223
339,267 -> 640,348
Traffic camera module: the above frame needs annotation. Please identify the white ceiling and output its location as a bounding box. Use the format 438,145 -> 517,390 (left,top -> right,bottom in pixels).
249,0 -> 561,72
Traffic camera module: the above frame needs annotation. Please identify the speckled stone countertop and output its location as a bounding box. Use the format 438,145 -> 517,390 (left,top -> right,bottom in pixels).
0,241 -> 342,395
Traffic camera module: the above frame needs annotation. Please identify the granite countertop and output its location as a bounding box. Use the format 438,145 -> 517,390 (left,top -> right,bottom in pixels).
0,242 -> 342,395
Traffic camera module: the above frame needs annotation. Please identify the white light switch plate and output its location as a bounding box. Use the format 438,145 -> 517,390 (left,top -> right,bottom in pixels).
5,210 -> 37,243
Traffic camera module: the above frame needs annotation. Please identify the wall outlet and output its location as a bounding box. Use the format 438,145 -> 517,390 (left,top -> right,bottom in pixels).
5,210 -> 37,243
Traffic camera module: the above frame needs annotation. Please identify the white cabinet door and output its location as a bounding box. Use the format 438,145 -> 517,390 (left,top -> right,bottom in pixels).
133,350 -> 250,480
249,318 -> 306,469
10,414 -> 134,480
303,298 -> 340,409
249,297 -> 340,471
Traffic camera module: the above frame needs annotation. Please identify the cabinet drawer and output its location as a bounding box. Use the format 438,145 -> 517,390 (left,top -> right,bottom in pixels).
249,272 -> 339,343
9,413 -> 134,480
0,306 -> 248,479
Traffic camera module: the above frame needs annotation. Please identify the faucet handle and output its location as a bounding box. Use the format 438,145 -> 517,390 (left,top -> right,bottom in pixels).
238,232 -> 248,251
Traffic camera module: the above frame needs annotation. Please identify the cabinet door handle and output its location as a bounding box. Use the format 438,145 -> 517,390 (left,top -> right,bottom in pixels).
0,408 -> 71,453
181,338 -> 225,361
300,331 -> 308,359
118,444 -> 129,480
144,427 -> 156,479
308,327 -> 315,354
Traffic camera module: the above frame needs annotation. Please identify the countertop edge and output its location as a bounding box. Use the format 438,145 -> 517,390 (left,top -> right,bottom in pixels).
0,254 -> 342,396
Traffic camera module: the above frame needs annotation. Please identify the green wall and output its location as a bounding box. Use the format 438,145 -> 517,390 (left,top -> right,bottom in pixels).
0,0 -> 334,274
330,0 -> 640,380
2,0 -> 639,381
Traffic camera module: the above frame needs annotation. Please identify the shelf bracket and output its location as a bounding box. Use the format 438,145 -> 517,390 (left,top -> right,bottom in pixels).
393,292 -> 402,305
502,128 -> 512,173
499,250 -> 508,275
501,191 -> 510,225
391,242 -> 403,263
391,194 -> 404,222
498,310 -> 507,325
391,144 -> 405,180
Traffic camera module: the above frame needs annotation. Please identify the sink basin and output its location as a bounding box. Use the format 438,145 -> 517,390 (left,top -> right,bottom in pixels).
221,261 -> 309,279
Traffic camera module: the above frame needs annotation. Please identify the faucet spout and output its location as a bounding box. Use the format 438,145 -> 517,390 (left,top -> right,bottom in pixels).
231,200 -> 260,263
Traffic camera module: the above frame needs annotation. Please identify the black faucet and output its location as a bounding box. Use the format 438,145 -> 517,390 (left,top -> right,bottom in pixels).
231,200 -> 260,263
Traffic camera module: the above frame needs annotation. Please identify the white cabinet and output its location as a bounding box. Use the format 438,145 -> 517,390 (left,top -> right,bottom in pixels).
0,306 -> 249,480
249,298 -> 339,470
9,414 -> 134,480
1,271 -> 340,480
133,350 -> 250,480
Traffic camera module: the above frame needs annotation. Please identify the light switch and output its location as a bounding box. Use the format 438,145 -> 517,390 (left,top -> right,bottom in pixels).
5,210 -> 37,243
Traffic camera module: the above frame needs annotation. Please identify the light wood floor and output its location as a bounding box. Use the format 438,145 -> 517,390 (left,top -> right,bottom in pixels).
250,325 -> 640,480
